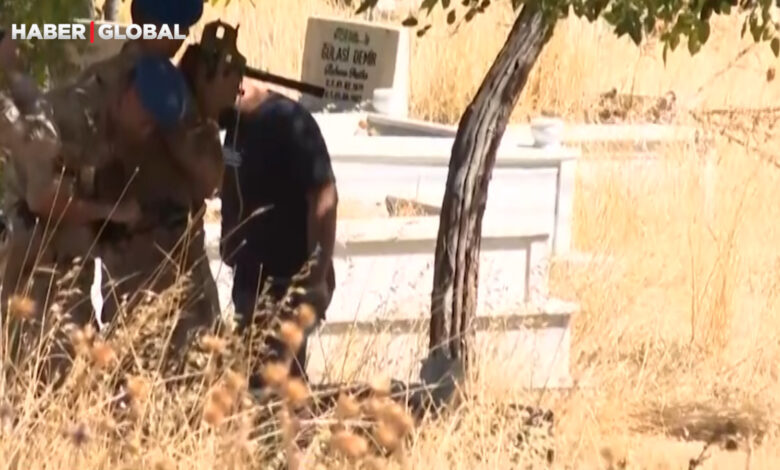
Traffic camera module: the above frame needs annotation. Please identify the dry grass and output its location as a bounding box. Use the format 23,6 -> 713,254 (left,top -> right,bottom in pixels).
3,0 -> 779,468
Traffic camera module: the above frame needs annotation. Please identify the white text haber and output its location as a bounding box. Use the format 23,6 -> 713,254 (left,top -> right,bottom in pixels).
11,23 -> 187,42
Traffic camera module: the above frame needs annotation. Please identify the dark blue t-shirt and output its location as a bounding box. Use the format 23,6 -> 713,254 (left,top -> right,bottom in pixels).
219,92 -> 334,281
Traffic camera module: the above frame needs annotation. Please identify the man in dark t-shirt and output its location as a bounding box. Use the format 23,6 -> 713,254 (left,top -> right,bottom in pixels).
219,83 -> 338,384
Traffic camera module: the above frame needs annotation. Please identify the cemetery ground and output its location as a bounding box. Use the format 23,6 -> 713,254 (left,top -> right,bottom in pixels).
1,2 -> 780,469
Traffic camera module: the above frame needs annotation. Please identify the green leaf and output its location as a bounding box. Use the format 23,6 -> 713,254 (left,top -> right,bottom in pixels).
355,0 -> 378,14
697,21 -> 711,44
402,15 -> 419,26
688,32 -> 702,54
749,13 -> 761,42
447,10 -> 457,24
669,31 -> 681,50
421,0 -> 439,15
772,37 -> 780,57
584,0 -> 608,21
643,15 -> 656,33
416,24 -> 433,37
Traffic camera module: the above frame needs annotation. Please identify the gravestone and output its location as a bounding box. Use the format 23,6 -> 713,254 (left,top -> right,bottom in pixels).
299,16 -> 409,115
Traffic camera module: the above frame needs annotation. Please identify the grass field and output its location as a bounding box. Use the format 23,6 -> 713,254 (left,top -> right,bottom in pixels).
2,0 -> 779,468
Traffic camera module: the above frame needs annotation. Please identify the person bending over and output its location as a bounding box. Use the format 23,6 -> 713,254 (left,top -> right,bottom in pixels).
219,81 -> 338,386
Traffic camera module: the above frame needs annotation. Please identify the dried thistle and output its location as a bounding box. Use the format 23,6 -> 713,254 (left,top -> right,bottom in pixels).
201,334 -> 227,355
370,375 -> 391,397
83,323 -> 96,341
126,375 -> 151,404
279,321 -> 304,353
209,386 -> 235,413
330,430 -> 369,459
362,397 -> 384,418
379,402 -> 414,437
374,419 -> 401,451
224,369 -> 247,393
69,327 -> 90,356
90,341 -> 117,369
335,393 -> 361,420
7,294 -> 35,320
99,416 -> 118,434
261,361 -> 290,388
295,303 -> 317,329
283,378 -> 310,409
202,398 -> 225,427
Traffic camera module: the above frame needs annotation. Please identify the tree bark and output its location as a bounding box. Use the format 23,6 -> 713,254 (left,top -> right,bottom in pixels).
429,3 -> 555,370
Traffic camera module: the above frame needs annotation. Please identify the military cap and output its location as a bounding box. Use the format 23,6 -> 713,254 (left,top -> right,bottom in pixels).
131,56 -> 190,130
132,0 -> 204,28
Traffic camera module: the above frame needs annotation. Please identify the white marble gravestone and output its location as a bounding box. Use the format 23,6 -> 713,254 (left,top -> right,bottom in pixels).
299,16 -> 409,115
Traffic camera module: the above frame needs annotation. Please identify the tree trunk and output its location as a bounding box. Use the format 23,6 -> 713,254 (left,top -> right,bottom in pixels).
103,0 -> 120,21
429,3 -> 555,370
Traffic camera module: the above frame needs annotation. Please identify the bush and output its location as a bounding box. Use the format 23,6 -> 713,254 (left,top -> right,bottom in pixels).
1,0 -> 94,86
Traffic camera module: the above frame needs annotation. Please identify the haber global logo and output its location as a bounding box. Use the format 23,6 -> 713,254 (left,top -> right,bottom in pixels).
10,22 -> 187,42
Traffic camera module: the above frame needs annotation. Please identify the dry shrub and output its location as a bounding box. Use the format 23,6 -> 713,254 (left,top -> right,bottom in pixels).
5,0 -> 778,467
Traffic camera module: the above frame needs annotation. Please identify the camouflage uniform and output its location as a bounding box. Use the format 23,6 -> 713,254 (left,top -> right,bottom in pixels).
88,0 -> 222,351
89,100 -> 223,361
74,41 -> 142,91
0,66 -> 119,382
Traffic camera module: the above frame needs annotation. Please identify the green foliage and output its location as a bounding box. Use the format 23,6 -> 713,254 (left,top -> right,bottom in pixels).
1,0 -> 93,86
357,0 -> 780,60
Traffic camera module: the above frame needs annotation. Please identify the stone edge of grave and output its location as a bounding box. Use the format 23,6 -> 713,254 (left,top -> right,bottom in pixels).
311,111 -> 700,146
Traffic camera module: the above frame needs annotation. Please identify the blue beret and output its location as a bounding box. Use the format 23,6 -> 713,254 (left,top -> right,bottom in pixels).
132,0 -> 203,28
131,56 -> 190,130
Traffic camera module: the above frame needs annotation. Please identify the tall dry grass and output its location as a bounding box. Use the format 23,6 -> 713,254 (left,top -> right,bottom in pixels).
2,0 -> 778,467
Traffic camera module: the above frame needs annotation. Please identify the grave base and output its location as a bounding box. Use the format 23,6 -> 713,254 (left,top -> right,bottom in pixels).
307,297 -> 576,391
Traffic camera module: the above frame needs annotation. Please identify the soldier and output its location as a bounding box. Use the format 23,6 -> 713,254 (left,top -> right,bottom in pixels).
0,36 -> 191,383
75,0 -> 203,89
94,15 -> 240,354
94,70 -> 239,354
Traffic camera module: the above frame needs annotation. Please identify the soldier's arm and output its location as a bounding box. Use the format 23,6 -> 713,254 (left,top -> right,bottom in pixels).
23,89 -> 135,225
27,182 -> 118,224
166,119 -> 225,202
